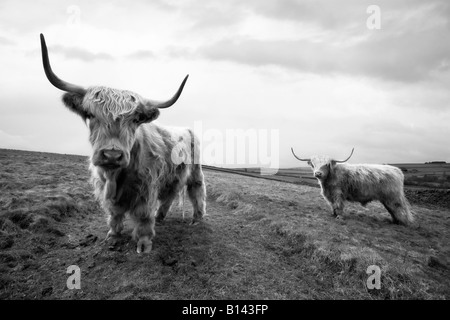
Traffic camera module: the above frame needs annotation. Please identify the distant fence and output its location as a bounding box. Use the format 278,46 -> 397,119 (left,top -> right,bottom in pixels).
202,165 -> 319,188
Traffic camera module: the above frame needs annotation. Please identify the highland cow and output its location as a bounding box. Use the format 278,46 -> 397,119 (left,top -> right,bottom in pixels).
291,147 -> 413,225
40,34 -> 206,253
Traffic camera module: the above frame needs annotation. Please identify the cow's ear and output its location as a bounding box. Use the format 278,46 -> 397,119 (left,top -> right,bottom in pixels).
133,107 -> 160,125
329,160 -> 336,173
144,107 -> 160,122
62,92 -> 88,121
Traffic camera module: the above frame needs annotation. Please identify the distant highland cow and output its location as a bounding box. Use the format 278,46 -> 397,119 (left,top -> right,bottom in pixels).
291,148 -> 414,225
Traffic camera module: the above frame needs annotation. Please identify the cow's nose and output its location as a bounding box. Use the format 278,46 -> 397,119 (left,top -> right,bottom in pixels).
314,171 -> 322,178
102,149 -> 123,162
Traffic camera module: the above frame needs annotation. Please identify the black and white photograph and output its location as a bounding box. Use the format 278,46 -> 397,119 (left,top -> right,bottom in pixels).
0,0 -> 449,305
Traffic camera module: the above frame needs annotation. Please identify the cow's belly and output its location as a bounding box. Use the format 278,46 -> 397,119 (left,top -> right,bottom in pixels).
345,190 -> 376,204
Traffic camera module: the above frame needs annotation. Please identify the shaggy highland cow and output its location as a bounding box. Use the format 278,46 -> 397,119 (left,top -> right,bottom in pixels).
291,147 -> 414,225
40,34 -> 206,253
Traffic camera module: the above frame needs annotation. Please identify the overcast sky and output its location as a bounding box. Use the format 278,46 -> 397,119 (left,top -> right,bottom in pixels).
0,0 -> 449,168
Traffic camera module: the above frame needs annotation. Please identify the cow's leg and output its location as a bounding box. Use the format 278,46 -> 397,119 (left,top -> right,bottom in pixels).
381,191 -> 413,225
105,206 -> 126,240
187,164 -> 206,224
330,193 -> 345,218
130,194 -> 157,254
382,201 -> 401,224
156,185 -> 180,223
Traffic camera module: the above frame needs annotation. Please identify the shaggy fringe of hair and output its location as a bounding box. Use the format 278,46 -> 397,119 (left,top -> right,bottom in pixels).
84,86 -> 143,119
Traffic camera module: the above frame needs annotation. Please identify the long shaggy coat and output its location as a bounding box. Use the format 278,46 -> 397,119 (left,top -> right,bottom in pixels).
316,161 -> 413,225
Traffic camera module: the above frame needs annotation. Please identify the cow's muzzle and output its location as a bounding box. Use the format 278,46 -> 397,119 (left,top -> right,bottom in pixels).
314,171 -> 323,179
93,148 -> 127,169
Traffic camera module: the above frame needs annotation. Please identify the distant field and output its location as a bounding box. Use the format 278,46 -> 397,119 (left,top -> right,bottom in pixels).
394,163 -> 450,189
203,162 -> 450,189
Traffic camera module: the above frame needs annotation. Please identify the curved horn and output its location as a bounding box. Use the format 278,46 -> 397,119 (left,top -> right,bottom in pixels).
146,75 -> 189,109
291,147 -> 310,162
40,34 -> 86,95
334,147 -> 355,163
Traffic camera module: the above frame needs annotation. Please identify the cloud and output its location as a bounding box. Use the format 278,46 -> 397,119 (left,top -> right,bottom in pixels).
182,1 -> 245,30
244,0 -> 450,32
51,45 -> 114,62
244,0 -> 366,30
0,36 -> 15,46
198,26 -> 450,82
191,0 -> 450,82
126,50 -> 156,60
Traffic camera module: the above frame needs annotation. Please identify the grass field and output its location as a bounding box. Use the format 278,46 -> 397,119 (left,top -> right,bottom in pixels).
0,149 -> 449,299
396,163 -> 450,189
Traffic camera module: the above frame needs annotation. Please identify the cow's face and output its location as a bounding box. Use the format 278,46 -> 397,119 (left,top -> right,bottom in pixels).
62,88 -> 159,170
308,156 -> 334,181
291,147 -> 354,181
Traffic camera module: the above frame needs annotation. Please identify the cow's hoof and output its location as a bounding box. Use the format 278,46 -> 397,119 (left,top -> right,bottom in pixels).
190,218 -> 202,226
104,230 -> 120,242
155,216 -> 165,224
136,237 -> 152,254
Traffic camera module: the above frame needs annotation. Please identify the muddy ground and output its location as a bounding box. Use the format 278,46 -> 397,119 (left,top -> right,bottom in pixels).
0,149 -> 449,299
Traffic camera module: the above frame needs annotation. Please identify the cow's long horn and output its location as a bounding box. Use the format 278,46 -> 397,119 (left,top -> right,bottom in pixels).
334,148 -> 355,163
40,34 -> 87,95
146,75 -> 189,109
291,148 -> 310,162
